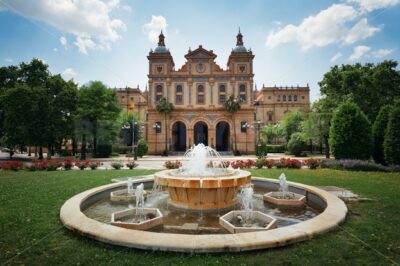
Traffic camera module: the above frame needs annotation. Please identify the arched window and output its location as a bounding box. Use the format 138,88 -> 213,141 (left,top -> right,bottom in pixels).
155,84 -> 163,102
219,84 -> 226,104
288,95 -> 292,101
175,85 -> 183,104
197,84 -> 205,104
239,84 -> 246,102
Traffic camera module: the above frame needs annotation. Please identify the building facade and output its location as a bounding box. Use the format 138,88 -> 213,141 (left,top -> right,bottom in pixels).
116,31 -> 310,154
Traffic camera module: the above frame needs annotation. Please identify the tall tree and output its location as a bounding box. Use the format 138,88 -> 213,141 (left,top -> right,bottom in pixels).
372,105 -> 392,165
261,125 -> 279,144
223,95 -> 241,155
156,97 -> 173,156
330,102 -> 372,160
384,101 -> 400,165
319,60 -> 400,122
280,111 -> 305,142
76,81 -> 121,159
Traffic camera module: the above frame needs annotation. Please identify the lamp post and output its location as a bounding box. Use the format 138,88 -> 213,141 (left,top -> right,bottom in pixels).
242,122 -> 253,155
153,123 -> 160,155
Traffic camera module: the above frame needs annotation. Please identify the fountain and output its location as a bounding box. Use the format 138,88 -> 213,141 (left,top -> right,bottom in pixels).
111,183 -> 163,230
263,173 -> 306,207
110,177 -> 148,202
154,144 -> 251,210
219,184 -> 277,233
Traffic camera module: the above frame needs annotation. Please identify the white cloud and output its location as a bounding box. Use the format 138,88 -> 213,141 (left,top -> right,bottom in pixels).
372,48 -> 393,58
344,18 -> 380,44
4,57 -> 13,63
142,15 -> 168,43
122,5 -> 132,12
53,48 -> 58,52
0,0 -> 126,54
330,52 -> 343,62
349,45 -> 371,61
74,36 -> 96,54
266,4 -> 359,50
347,0 -> 400,12
271,20 -> 282,26
62,68 -> 77,77
60,36 -> 67,47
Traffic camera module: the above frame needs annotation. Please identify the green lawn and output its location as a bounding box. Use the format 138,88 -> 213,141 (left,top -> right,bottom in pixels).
0,169 -> 399,265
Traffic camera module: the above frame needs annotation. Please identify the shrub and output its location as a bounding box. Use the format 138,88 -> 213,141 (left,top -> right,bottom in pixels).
265,159 -> 275,169
279,158 -> 302,169
60,150 -> 73,156
330,102 -> 372,160
88,161 -> 100,170
111,162 -> 123,170
0,161 -> 23,171
63,157 -> 73,170
126,160 -> 138,169
321,159 -> 392,172
255,157 -> 266,169
372,105 -> 392,165
75,160 -> 88,170
25,163 -> 38,171
94,144 -> 112,158
266,144 -> 286,153
304,158 -> 320,169
164,160 -> 182,169
231,159 -> 255,169
43,160 -> 62,171
112,145 -> 131,154
137,139 -> 148,157
287,133 -> 307,156
255,141 -> 268,158
384,102 -> 400,165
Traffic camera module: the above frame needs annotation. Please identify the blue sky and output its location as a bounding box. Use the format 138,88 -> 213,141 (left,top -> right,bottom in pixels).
0,0 -> 399,102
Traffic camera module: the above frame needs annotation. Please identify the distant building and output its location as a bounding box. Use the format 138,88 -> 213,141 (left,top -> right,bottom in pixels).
116,31 -> 310,154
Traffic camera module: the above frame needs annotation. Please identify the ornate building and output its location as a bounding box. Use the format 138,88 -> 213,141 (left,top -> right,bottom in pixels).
116,31 -> 310,154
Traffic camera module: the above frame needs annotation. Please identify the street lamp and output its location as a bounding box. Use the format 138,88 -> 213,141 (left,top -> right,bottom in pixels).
153,123 -> 160,155
122,120 -> 138,160
242,122 -> 253,155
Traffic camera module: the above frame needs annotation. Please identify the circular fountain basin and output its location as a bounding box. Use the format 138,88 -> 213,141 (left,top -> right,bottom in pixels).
153,169 -> 251,210
60,176 -> 347,253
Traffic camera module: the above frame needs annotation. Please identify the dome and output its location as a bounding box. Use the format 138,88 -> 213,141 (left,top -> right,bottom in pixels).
154,46 -> 168,53
234,45 -> 248,52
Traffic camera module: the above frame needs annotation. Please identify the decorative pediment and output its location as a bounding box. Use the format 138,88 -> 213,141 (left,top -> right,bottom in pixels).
185,45 -> 217,59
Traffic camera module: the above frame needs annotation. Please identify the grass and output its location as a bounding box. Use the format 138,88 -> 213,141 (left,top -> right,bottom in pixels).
0,169 -> 399,265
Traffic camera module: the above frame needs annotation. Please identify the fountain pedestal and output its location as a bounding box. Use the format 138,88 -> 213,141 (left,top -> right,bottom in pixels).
154,170 -> 251,210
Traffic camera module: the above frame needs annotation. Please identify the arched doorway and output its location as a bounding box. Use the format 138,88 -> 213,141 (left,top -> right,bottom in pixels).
172,121 -> 186,151
194,121 -> 208,146
216,121 -> 230,151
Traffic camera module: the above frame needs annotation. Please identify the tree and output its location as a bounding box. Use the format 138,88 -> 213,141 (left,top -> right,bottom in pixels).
329,102 -> 372,160
384,101 -> 400,165
280,111 -> 305,142
137,139 -> 148,157
76,81 -> 121,159
261,125 -> 279,144
119,111 -> 140,146
223,95 -> 241,155
287,132 -> 307,156
156,97 -> 173,156
319,60 -> 400,122
311,98 -> 335,158
372,105 -> 392,165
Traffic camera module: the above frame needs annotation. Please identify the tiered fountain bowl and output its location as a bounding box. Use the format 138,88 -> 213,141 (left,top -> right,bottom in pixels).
154,169 -> 251,210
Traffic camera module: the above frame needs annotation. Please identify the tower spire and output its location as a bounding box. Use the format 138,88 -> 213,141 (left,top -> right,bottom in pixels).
236,28 -> 243,46
158,30 -> 165,46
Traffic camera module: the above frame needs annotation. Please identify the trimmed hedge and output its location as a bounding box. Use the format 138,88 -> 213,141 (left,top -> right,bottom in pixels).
137,139 -> 148,157
266,144 -> 286,153
320,159 -> 399,172
329,102 -> 372,160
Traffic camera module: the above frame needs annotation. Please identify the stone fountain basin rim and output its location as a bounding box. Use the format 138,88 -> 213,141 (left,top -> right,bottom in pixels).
60,176 -> 347,253
154,169 -> 252,188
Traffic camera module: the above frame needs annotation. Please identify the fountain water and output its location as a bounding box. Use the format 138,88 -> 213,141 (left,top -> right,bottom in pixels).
238,184 -> 254,225
263,173 -> 306,207
279,173 -> 288,194
135,183 -> 145,216
127,178 -> 134,195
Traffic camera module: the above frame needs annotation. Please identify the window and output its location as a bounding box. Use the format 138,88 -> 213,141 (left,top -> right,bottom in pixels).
197,84 -> 205,104
239,84 -> 246,102
288,95 -> 292,101
277,95 -> 281,102
268,113 -> 273,121
155,122 -> 161,133
219,84 -> 226,104
283,95 -> 286,101
241,121 -> 247,133
302,96 -> 305,100
175,85 -> 183,104
294,95 -> 298,101
219,94 -> 226,104
155,84 -> 163,103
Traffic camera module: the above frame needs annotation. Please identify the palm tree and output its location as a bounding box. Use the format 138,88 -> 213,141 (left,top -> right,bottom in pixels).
156,97 -> 174,156
223,95 -> 241,155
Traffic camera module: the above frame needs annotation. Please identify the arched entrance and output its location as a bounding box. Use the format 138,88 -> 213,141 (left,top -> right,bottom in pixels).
216,121 -> 230,151
172,121 -> 186,151
194,121 -> 208,146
